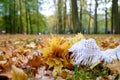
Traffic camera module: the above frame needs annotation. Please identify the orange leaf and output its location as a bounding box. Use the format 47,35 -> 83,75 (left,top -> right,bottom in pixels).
27,55 -> 43,67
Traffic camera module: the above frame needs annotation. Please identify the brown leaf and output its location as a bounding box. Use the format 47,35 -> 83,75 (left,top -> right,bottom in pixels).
60,70 -> 68,79
27,55 -> 43,67
0,72 -> 12,80
107,60 -> 120,74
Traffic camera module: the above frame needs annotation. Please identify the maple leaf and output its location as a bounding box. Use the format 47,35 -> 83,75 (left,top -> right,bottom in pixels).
42,36 -> 71,76
11,65 -> 28,80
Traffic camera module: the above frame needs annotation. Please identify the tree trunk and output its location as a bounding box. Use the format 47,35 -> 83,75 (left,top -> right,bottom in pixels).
71,0 -> 81,33
105,0 -> 108,34
37,0 -> 39,33
94,0 -> 98,34
63,0 -> 67,33
26,10 -> 29,34
112,0 -> 119,34
88,0 -> 92,34
58,0 -> 63,34
28,10 -> 33,34
111,0 -> 119,34
4,4 -> 8,33
53,0 -> 58,33
13,0 -> 16,34
19,0 -> 24,33
9,0 -> 12,34
80,0 -> 83,32
119,9 -> 120,31
25,1 -> 29,34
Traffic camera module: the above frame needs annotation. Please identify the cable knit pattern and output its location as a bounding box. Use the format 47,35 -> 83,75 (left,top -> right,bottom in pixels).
69,38 -> 120,66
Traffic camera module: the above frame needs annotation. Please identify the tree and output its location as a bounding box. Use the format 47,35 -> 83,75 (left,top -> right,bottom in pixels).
19,0 -> 24,33
37,0 -> 40,33
13,0 -> 16,34
63,0 -> 67,33
104,0 -> 108,34
71,0 -> 81,33
58,0 -> 63,33
53,0 -> 58,33
94,0 -> 98,34
88,0 -> 92,34
79,0 -> 84,32
119,6 -> 120,30
25,0 -> 29,34
111,0 -> 119,34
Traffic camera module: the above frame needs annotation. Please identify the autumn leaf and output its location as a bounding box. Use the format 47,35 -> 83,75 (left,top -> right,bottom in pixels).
0,59 -> 13,71
46,58 -> 63,76
106,60 -> 120,74
67,33 -> 84,45
42,36 -> 71,76
0,72 -> 12,80
11,65 -> 28,80
60,70 -> 68,79
26,42 -> 36,49
27,54 -> 43,67
0,34 -> 120,79
35,66 -> 54,80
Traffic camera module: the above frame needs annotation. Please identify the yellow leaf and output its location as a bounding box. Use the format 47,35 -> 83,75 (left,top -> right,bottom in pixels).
42,47 -> 53,57
68,33 -> 84,45
11,65 -> 28,80
42,36 -> 71,76
46,58 -> 63,76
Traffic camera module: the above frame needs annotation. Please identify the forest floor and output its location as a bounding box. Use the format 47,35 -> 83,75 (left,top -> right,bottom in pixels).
0,34 -> 120,80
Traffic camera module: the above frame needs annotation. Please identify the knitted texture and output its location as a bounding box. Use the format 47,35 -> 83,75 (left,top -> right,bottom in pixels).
69,38 -> 120,66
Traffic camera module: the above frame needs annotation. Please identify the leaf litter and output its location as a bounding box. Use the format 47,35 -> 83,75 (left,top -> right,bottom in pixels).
0,34 -> 120,80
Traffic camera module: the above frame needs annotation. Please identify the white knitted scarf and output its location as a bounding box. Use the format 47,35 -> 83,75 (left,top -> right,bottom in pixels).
69,38 -> 120,66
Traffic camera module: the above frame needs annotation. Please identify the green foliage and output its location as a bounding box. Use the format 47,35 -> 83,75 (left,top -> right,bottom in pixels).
0,0 -> 119,34
68,63 -> 110,80
72,65 -> 95,80
0,0 -> 47,34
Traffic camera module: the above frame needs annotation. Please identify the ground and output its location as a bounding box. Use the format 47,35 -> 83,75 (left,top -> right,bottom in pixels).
0,34 -> 120,80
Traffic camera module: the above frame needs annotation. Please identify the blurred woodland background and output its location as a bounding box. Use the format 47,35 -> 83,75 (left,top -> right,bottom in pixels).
0,0 -> 120,34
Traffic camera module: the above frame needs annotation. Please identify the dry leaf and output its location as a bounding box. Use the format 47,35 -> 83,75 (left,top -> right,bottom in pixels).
35,66 -> 54,80
27,55 -> 43,67
11,65 -> 28,80
42,36 -> 71,76
0,72 -> 12,80
107,60 -> 120,74
60,70 -> 68,79
0,59 -> 13,71
26,42 -> 36,49
68,33 -> 84,45
46,58 -> 63,76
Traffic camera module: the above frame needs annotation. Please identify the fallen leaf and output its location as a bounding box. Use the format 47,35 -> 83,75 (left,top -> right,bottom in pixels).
107,60 -> 120,74
27,55 -> 43,67
11,65 -> 28,80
